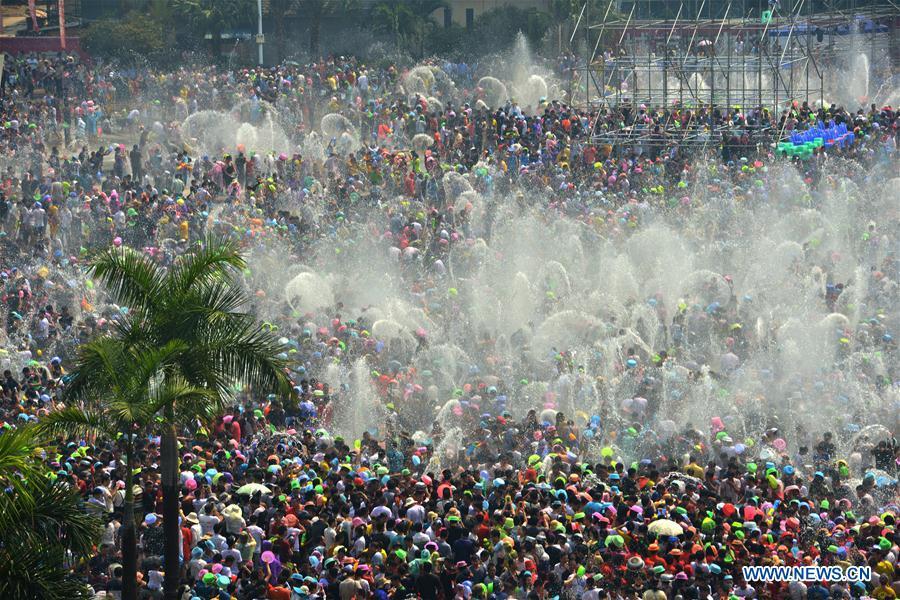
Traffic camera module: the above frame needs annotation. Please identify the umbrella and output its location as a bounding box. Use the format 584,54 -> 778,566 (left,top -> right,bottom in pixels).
236,483 -> 272,495
371,506 -> 393,520
648,519 -> 684,537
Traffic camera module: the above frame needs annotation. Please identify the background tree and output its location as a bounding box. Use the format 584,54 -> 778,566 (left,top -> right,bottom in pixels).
172,0 -> 250,57
278,0 -> 359,60
87,239 -> 291,600
372,1 -> 415,56
37,339 -> 217,600
0,428 -> 102,600
372,0 -> 446,59
406,0 -> 447,59
81,11 -> 171,66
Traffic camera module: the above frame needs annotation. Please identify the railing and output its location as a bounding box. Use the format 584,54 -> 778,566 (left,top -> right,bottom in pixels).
0,37 -> 86,57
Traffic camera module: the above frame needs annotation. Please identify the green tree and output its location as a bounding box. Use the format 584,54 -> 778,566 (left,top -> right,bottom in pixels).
0,428 -> 102,600
86,239 -> 291,600
290,0 -> 358,57
372,1 -> 415,55
372,0 -> 445,59
81,11 -> 171,65
37,339 -> 217,600
407,0 -> 447,59
173,0 -> 251,57
268,0 -> 359,59
468,6 -> 552,55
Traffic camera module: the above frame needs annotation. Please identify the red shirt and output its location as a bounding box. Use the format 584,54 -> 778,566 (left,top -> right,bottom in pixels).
181,525 -> 192,561
267,584 -> 290,600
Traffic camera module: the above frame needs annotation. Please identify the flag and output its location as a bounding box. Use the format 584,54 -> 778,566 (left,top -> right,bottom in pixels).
58,0 -> 65,49
28,0 -> 38,32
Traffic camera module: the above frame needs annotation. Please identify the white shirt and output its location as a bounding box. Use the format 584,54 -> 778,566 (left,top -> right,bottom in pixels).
189,557 -> 207,580
247,525 -> 264,550
406,504 -> 425,524
352,535 -> 366,557
189,523 -> 202,546
101,521 -> 118,547
199,513 -> 220,536
224,513 -> 245,534
28,207 -> 46,227
222,547 -> 242,565
36,317 -> 50,340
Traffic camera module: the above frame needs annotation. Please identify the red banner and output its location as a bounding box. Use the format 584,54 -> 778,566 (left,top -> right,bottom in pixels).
58,0 -> 65,49
28,0 -> 38,32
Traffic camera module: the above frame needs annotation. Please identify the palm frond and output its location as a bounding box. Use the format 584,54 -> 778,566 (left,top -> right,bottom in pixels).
0,463 -> 100,600
181,278 -> 252,322
88,246 -> 165,314
27,478 -> 103,556
166,236 -> 245,296
125,339 -> 188,389
0,543 -> 95,600
0,427 -> 38,512
62,336 -> 130,402
0,427 -> 37,480
34,406 -> 111,440
192,316 -> 291,397
143,378 -> 221,423
109,316 -> 157,351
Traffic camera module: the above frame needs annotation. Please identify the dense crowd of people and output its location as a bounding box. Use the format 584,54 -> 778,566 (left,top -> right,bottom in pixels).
0,49 -> 898,600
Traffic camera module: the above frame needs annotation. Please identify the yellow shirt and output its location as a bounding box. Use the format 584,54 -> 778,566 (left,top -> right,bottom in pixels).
873,585 -> 897,600
685,463 -> 705,479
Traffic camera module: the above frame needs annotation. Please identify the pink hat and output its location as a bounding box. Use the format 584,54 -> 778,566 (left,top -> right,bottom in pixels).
261,550 -> 276,564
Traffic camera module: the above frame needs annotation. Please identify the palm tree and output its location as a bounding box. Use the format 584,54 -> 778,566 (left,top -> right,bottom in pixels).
291,0 -> 358,57
406,0 -> 447,59
373,0 -> 446,59
0,427 -> 102,600
372,2 -> 415,56
37,338 -> 218,600
173,0 -> 249,57
85,238 -> 291,600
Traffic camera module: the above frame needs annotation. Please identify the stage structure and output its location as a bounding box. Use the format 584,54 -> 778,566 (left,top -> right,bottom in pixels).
570,0 -> 899,111
564,0 -> 899,151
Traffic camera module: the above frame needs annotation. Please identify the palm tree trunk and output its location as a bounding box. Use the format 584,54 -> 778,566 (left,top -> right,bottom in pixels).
122,440 -> 138,600
275,2 -> 287,62
211,31 -> 224,60
394,21 -> 400,57
161,413 -> 180,600
308,0 -> 323,57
